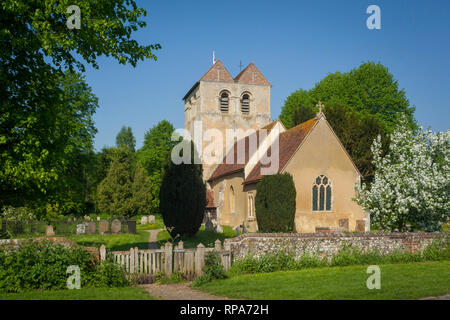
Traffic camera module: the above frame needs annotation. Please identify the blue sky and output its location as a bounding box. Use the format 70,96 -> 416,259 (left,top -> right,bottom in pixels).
84,0 -> 450,151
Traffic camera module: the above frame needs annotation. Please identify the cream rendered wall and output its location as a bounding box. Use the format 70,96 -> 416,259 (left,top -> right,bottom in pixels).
282,118 -> 366,233
210,172 -> 249,229
185,81 -> 271,181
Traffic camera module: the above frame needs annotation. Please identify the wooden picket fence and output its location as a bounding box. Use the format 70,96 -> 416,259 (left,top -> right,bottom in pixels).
101,239 -> 231,281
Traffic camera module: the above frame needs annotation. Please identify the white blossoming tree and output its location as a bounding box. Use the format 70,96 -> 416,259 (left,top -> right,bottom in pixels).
356,116 -> 449,232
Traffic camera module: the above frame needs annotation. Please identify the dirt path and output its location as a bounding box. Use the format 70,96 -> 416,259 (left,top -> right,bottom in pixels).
141,282 -> 233,300
145,229 -> 162,249
420,294 -> 450,300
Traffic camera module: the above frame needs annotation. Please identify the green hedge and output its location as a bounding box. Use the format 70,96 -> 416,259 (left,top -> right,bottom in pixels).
255,173 -> 296,232
0,240 -> 128,293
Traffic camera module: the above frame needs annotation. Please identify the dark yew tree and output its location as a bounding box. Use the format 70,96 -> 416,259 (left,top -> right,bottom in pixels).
255,173 -> 296,233
159,141 -> 206,238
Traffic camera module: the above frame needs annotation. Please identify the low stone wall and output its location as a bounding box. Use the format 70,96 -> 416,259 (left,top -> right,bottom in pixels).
223,232 -> 448,260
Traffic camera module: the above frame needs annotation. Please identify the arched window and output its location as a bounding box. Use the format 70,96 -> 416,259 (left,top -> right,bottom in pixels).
219,91 -> 229,113
312,175 -> 332,211
229,186 -> 235,213
241,93 -> 250,114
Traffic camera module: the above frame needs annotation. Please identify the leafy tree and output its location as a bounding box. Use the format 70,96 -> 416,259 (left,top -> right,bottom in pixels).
356,117 -> 450,232
0,0 -> 160,209
96,150 -> 135,217
255,173 -> 296,233
137,120 -> 177,213
279,89 -> 313,129
279,62 -> 415,133
96,149 -> 152,217
116,126 -> 136,152
324,105 -> 387,182
292,105 -> 316,126
131,165 -> 153,216
159,141 -> 206,237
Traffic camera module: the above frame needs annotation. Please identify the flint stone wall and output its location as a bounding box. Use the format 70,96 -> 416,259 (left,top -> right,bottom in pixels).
223,232 -> 448,259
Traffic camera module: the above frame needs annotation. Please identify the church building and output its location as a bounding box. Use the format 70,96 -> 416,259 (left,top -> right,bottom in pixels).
182,60 -> 369,233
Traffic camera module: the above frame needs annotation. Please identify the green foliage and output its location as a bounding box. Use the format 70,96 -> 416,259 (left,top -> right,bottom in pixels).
191,251 -> 227,287
155,271 -> 186,284
292,105 -> 316,126
279,62 -> 414,181
96,149 -> 152,217
324,104 -> 388,181
0,241 -> 128,293
137,120 -> 177,213
159,142 -> 206,238
0,0 -> 160,212
279,89 -> 313,129
255,173 -> 296,232
280,62 -> 416,131
1,206 -> 35,222
116,126 -> 136,152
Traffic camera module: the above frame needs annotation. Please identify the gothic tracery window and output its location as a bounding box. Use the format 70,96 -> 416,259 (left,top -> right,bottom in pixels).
312,175 -> 332,211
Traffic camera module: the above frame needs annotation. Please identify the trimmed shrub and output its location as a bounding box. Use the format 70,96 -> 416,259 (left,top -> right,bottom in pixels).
255,173 -> 296,232
159,141 -> 206,237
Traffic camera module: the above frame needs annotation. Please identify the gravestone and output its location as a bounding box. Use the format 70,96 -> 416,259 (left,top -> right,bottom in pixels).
148,215 -> 155,224
111,219 -> 121,234
97,216 -> 100,221
205,218 -> 214,231
127,220 -> 136,234
99,220 -> 109,234
356,220 -> 366,232
67,218 -> 71,223
46,225 -> 55,236
215,224 -> 223,233
88,222 -> 96,234
140,216 -> 148,225
339,219 -> 349,231
76,223 -> 86,235
234,226 -> 240,236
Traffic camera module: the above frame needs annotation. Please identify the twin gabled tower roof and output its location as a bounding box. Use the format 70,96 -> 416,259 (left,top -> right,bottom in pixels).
183,60 -> 271,100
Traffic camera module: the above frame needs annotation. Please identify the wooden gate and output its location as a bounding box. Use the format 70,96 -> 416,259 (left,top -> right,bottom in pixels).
103,239 -> 232,280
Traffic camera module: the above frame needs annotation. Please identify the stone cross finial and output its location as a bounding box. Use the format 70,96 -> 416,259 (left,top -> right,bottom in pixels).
316,101 -> 326,118
316,101 -> 324,113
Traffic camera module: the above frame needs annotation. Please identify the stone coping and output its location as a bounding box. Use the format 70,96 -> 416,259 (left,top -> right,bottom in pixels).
224,232 -> 448,243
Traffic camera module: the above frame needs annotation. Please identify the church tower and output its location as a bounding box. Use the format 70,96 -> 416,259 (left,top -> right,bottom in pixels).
183,60 -> 272,181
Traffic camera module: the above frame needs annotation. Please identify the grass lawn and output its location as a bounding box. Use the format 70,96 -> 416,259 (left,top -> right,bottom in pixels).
0,286 -> 156,300
157,225 -> 237,248
68,230 -> 150,251
197,261 -> 450,300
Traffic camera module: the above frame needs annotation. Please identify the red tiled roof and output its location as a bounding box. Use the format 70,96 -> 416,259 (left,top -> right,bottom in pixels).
208,120 -> 279,181
234,62 -> 271,86
199,60 -> 234,82
243,118 -> 318,184
206,190 -> 216,208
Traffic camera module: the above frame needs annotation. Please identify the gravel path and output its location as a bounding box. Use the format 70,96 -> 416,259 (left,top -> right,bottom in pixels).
420,294 -> 450,300
145,229 -> 162,249
141,282 -> 232,300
